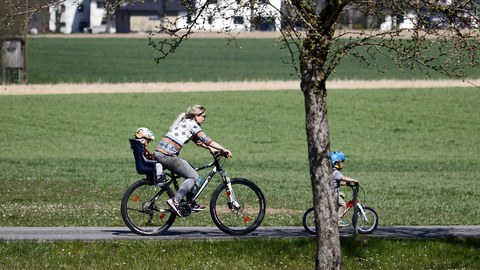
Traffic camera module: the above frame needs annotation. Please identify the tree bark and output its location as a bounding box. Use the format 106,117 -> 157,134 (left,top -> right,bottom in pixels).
302,77 -> 342,269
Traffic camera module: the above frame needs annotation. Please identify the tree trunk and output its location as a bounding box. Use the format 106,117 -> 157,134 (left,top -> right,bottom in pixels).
300,56 -> 342,269
55,10 -> 61,33
105,4 -> 111,34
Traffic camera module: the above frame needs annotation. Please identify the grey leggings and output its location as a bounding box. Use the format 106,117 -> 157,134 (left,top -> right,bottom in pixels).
154,152 -> 199,202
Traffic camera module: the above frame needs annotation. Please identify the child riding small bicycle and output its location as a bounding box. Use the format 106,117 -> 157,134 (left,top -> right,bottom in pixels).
331,151 -> 359,227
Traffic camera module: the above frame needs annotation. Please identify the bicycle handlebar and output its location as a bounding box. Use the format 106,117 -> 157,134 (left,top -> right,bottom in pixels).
212,151 -> 229,160
346,182 -> 360,187
212,151 -> 222,158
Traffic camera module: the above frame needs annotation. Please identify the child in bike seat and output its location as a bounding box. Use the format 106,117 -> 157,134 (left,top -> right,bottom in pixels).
135,127 -> 165,184
331,151 -> 359,227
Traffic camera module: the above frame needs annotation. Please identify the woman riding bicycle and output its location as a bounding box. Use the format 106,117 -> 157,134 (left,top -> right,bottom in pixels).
154,104 -> 232,217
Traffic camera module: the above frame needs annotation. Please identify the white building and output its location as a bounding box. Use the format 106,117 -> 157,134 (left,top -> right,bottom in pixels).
182,0 -> 282,32
89,0 -> 116,33
49,0 -> 281,34
48,0 -> 113,33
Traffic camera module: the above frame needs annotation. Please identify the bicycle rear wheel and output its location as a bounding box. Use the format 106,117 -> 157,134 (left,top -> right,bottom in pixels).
355,206 -> 379,234
210,178 -> 266,235
302,207 -> 316,235
120,179 -> 176,236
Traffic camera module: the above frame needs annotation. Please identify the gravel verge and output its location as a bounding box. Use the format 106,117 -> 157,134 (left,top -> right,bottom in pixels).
1,79 -> 479,95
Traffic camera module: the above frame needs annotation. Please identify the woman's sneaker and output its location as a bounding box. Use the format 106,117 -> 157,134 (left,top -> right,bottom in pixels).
166,198 -> 183,217
191,201 -> 206,211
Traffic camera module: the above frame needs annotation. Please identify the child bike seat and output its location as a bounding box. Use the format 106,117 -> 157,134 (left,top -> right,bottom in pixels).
128,138 -> 156,180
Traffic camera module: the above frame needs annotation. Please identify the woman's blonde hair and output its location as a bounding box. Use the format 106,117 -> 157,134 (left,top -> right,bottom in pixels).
170,105 -> 206,128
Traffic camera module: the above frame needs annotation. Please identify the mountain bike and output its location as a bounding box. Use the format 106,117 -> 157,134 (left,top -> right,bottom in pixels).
302,182 -> 378,234
121,151 -> 266,236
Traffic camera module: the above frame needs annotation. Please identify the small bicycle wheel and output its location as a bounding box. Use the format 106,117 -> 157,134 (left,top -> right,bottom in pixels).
210,178 -> 266,235
302,207 -> 316,235
355,206 -> 378,234
120,179 -> 176,236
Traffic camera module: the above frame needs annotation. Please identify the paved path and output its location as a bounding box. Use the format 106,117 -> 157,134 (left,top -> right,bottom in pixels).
1,226 -> 479,241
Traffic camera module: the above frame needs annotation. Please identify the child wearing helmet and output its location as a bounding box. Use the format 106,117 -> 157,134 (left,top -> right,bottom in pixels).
135,127 -> 165,184
331,151 -> 359,227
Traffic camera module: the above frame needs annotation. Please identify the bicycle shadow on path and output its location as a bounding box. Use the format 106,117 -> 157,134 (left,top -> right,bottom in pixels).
107,226 -> 480,240
107,226 -> 312,240
356,225 -> 480,239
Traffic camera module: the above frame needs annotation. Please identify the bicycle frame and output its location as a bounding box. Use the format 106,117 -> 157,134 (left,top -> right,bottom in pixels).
191,160 -> 219,202
190,161 -> 217,202
171,154 -> 241,210
344,199 -> 370,223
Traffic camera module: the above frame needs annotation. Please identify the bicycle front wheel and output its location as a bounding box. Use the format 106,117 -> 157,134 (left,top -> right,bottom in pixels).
302,207 -> 316,235
355,206 -> 379,234
120,179 -> 176,236
210,178 -> 266,235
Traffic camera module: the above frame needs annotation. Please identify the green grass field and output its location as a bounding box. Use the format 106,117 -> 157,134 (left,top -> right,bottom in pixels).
26,37 -> 479,83
1,238 -> 479,270
1,88 -> 479,227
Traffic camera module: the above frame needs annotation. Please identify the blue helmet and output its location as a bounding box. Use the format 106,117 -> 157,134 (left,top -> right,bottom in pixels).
331,151 -> 346,165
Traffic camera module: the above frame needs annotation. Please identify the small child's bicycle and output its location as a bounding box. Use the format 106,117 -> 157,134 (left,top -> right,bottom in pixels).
302,182 -> 378,234
121,139 -> 266,236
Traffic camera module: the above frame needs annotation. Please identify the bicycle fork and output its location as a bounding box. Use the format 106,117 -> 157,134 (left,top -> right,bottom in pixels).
355,203 -> 369,222
221,171 -> 242,210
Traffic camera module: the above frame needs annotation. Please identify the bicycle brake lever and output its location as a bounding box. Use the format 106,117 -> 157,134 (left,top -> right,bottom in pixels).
213,151 -> 223,159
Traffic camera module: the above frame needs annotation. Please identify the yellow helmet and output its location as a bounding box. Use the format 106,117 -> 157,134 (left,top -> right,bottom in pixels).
135,127 -> 155,140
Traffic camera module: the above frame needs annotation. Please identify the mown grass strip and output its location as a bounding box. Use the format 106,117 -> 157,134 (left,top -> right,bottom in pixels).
0,237 -> 478,270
